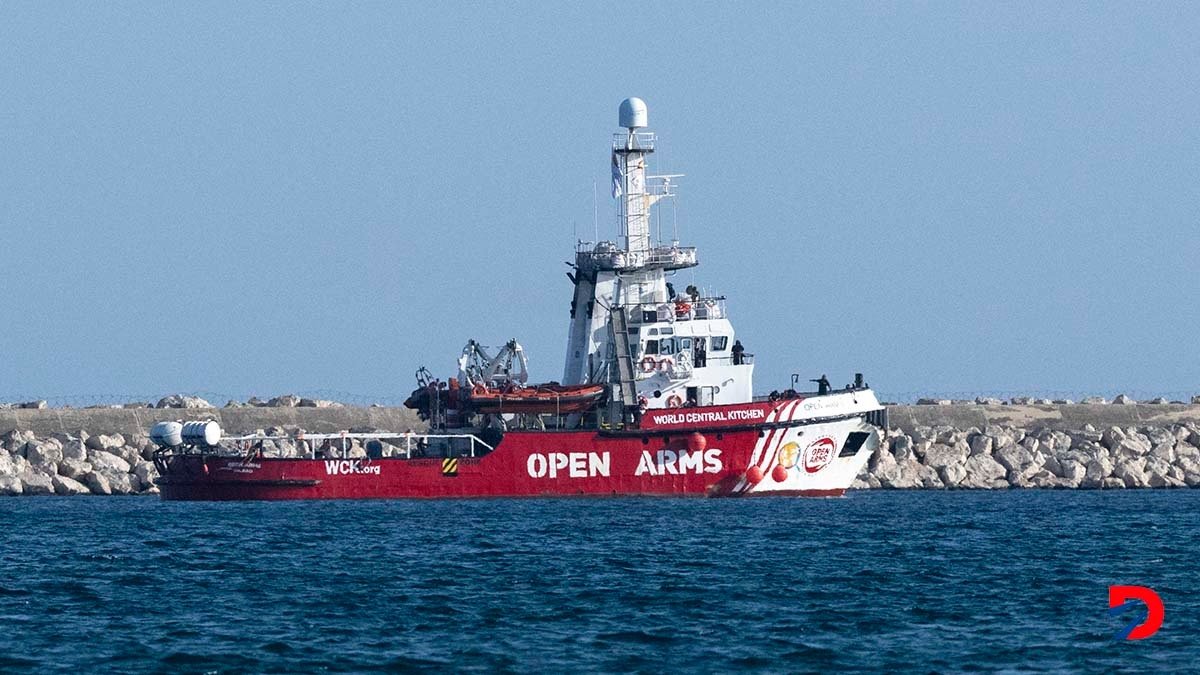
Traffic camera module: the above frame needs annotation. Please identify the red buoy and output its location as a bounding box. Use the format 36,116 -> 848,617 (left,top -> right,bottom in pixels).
746,466 -> 764,484
771,465 -> 789,483
688,432 -> 707,452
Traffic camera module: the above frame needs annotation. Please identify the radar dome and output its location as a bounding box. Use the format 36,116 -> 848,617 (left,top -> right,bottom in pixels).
619,97 -> 648,129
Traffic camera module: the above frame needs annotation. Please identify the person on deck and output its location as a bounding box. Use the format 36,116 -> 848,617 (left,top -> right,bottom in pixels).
731,340 -> 745,365
694,340 -> 707,368
811,374 -> 831,395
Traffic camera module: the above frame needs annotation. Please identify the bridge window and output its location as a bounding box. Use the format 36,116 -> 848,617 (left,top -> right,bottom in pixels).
713,336 -> 729,351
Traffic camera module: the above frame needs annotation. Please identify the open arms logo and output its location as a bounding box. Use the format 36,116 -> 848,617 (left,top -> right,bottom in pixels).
1108,585 -> 1163,641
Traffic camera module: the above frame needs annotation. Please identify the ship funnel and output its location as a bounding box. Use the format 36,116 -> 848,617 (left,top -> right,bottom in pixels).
619,97 -> 648,130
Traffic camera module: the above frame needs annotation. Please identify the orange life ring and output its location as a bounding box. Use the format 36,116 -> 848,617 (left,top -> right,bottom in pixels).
666,394 -> 683,408
640,356 -> 657,373
472,383 -> 488,396
657,357 -> 673,372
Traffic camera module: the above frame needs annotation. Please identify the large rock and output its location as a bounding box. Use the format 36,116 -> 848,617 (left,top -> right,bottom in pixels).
1143,427 -> 1176,447
114,446 -> 142,467
132,462 -> 157,491
17,468 -> 55,495
102,470 -> 138,495
923,443 -> 968,469
0,475 -> 22,496
969,434 -> 993,457
52,474 -> 90,496
1112,394 -> 1136,405
84,471 -> 112,495
937,463 -> 967,487
995,444 -> 1036,477
155,394 -> 214,409
1027,469 -> 1061,488
1058,460 -> 1086,487
267,394 -> 301,408
299,398 -> 344,408
89,451 -> 131,474
85,433 -> 126,452
1113,459 -> 1148,488
25,441 -> 63,470
1082,457 -> 1115,488
61,440 -> 88,461
961,454 -> 1008,488
58,459 -> 93,481
1,430 -> 36,453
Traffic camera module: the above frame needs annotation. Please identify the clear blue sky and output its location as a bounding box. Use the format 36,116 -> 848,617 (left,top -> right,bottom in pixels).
2,2 -> 1197,403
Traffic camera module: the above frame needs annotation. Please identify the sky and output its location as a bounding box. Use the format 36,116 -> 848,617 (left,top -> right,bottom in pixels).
1,2 -> 1197,404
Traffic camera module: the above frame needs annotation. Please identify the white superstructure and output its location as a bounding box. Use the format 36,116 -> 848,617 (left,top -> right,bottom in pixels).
563,98 -> 754,416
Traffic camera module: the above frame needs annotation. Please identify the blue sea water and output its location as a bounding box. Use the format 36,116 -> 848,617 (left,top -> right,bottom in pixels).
1,492 -> 1197,673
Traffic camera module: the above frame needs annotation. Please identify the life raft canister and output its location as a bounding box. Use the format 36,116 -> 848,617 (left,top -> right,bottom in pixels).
674,300 -> 691,316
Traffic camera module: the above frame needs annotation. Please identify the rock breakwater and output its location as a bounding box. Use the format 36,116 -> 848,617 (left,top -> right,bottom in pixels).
0,430 -> 160,496
854,422 -> 1200,489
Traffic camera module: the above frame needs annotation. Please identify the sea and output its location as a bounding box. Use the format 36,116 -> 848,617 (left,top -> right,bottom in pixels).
1,491 -> 1197,673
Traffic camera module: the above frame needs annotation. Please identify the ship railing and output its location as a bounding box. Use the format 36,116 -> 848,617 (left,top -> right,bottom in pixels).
612,132 -> 655,151
623,296 -> 727,324
574,245 -> 697,272
190,431 -> 495,460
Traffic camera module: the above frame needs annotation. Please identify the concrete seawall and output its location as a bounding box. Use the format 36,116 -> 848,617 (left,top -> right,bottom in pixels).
887,403 -> 1200,433
0,406 -> 426,438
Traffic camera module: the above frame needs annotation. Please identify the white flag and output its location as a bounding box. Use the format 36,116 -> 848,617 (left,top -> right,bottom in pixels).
611,151 -> 622,199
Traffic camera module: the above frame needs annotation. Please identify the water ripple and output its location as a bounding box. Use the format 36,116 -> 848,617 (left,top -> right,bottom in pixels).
1,492 -> 1198,671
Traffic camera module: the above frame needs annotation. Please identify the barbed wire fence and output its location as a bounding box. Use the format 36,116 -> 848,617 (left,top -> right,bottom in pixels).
0,388 -> 1195,409
0,390 -> 412,409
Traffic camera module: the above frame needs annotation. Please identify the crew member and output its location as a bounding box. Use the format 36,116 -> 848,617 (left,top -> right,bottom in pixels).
811,374 -> 831,395
694,340 -> 707,368
732,340 -> 745,365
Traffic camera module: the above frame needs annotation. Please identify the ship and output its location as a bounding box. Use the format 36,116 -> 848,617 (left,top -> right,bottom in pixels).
152,98 -> 887,500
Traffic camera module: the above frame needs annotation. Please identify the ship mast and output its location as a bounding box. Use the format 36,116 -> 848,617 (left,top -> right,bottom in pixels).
616,98 -> 653,269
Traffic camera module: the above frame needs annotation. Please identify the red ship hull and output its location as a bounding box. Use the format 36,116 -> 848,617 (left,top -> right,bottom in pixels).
156,400 -> 880,500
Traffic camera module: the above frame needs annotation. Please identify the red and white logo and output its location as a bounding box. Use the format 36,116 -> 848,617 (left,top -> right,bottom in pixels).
803,437 -> 837,473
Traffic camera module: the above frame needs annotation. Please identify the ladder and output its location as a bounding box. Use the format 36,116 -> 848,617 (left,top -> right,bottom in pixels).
608,307 -> 639,411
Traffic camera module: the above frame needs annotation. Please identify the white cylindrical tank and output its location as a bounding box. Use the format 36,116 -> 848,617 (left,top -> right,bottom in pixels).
150,421 -> 184,447
619,97 -> 648,129
181,420 -> 222,447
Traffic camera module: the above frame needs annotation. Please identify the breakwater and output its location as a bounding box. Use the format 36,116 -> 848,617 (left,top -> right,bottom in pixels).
2,403 -> 1200,495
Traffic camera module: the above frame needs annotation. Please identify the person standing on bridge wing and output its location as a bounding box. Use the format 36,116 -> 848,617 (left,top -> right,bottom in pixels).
731,340 -> 745,365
